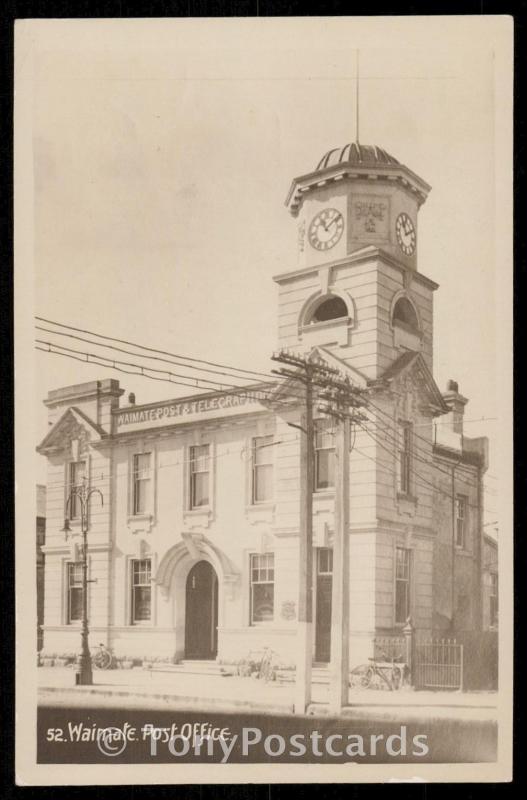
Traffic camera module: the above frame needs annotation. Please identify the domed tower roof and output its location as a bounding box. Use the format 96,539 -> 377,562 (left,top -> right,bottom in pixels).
316,143 -> 400,171
285,141 -> 431,216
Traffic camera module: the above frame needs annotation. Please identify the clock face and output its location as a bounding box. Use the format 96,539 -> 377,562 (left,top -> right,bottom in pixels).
308,208 -> 344,251
395,212 -> 416,256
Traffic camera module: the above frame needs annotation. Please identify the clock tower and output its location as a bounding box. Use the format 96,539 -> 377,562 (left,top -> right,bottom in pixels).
274,142 -> 438,380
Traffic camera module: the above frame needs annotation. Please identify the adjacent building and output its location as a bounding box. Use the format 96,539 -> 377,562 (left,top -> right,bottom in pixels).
482,532 -> 499,630
37,141 -> 490,668
37,484 -> 46,652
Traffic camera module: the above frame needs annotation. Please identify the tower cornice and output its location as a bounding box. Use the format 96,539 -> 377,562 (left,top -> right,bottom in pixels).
273,246 -> 439,291
286,160 -> 431,217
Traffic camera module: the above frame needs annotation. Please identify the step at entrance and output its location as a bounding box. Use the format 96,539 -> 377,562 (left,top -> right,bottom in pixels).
150,660 -> 235,677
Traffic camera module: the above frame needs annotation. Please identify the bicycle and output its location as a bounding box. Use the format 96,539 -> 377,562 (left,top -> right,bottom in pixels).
258,647 -> 277,682
349,652 -> 405,691
92,642 -> 114,670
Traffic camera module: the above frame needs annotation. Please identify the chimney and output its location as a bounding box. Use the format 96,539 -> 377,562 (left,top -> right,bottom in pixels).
442,379 -> 468,435
44,379 -> 124,433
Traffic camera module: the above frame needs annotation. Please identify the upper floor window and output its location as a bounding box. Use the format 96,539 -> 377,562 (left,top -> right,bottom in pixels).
131,558 -> 152,624
398,422 -> 412,495
250,553 -> 275,624
133,453 -> 151,515
68,460 -> 86,520
455,495 -> 467,548
392,297 -> 419,333
315,419 -> 335,491
67,562 -> 83,623
308,296 -> 348,324
252,435 -> 273,503
395,547 -> 411,624
190,445 -> 210,508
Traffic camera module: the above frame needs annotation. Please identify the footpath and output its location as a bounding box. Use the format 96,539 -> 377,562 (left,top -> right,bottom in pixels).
38,667 -> 498,722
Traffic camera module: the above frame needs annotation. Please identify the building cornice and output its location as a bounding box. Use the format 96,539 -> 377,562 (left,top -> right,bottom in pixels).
433,444 -> 484,468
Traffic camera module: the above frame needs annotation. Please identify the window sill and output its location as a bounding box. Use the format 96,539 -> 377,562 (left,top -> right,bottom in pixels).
396,492 -> 417,503
301,317 -> 352,333
127,514 -> 154,534
396,493 -> 417,518
245,503 -> 275,526
183,507 -> 213,529
314,489 -> 335,498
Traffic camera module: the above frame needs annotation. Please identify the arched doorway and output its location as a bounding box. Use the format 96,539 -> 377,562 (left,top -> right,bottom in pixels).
185,561 -> 218,659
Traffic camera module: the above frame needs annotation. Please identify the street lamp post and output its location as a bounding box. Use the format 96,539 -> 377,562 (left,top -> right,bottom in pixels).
62,477 -> 103,686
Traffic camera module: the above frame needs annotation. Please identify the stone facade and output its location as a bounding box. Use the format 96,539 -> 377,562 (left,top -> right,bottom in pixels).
37,141 -> 490,668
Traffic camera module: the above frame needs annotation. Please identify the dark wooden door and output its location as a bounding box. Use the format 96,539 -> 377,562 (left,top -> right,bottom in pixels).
315,575 -> 332,662
315,547 -> 333,663
185,561 -> 218,659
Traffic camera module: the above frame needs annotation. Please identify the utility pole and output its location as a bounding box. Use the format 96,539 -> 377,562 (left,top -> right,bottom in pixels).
272,353 -> 366,714
272,351 -> 322,713
319,379 -> 365,713
330,413 -> 351,711
296,376 -> 314,714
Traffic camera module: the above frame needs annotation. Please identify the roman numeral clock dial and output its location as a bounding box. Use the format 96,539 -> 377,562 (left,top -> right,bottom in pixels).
308,208 -> 344,251
395,212 -> 416,256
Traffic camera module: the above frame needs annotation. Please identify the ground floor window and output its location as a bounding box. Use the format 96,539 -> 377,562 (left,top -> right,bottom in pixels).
67,562 -> 83,623
131,558 -> 152,623
317,547 -> 333,575
395,547 -> 411,624
250,553 -> 274,624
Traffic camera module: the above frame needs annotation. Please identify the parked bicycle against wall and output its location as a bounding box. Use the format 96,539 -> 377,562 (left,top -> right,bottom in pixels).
349,651 -> 405,691
258,647 -> 277,682
92,642 -> 114,670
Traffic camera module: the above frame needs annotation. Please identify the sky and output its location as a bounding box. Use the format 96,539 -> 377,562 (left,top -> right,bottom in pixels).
18,17 -> 511,528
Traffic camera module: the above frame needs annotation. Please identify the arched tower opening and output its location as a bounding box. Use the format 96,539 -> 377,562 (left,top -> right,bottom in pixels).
308,296 -> 348,324
392,296 -> 420,332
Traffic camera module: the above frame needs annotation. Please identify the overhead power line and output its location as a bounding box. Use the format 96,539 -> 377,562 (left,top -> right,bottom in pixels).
35,325 -> 258,387
36,342 -> 496,496
361,408 -> 496,497
35,315 -> 275,383
36,342 -> 236,392
356,420 -> 491,514
36,315 -> 499,429
36,319 -> 498,490
363,396 -> 490,486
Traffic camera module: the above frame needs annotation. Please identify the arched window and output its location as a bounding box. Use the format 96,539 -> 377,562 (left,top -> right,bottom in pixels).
309,296 -> 348,324
392,297 -> 419,332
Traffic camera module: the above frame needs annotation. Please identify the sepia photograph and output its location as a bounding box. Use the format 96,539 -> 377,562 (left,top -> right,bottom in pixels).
14,16 -> 513,784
